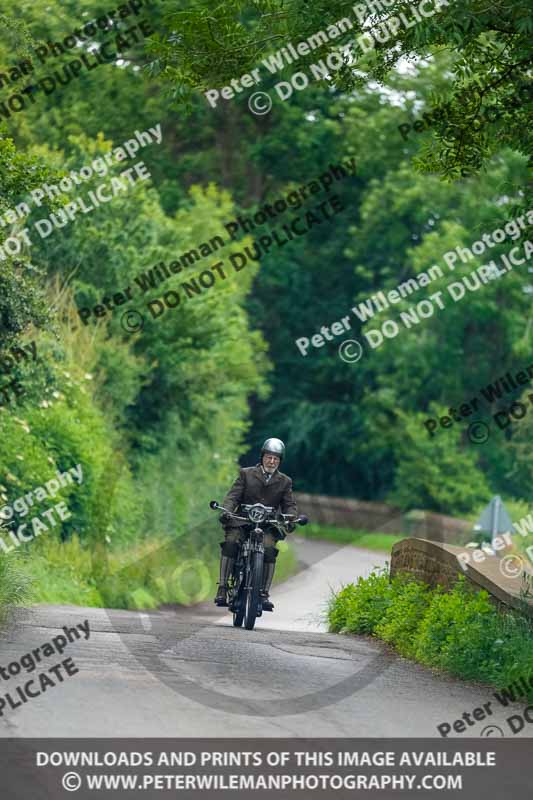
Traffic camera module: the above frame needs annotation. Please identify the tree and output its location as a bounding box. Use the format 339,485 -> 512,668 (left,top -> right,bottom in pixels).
387,409 -> 490,515
0,137 -> 57,352
148,0 -> 533,183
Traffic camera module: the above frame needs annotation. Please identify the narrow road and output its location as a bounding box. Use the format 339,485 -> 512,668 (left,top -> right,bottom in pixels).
0,537 -> 528,738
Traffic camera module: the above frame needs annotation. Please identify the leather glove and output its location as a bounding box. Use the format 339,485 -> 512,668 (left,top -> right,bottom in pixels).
219,512 -> 230,525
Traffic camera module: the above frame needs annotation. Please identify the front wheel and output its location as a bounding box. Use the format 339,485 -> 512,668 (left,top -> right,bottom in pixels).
244,550 -> 263,630
231,565 -> 245,627
233,595 -> 244,627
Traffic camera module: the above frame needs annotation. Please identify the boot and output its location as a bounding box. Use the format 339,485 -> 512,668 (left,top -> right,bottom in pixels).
214,555 -> 234,606
260,562 -> 275,611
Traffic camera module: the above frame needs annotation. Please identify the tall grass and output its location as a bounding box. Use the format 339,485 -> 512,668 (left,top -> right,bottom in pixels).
0,553 -> 32,627
22,531 -> 297,610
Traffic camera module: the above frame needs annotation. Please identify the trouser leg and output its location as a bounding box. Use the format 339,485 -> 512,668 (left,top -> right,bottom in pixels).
261,562 -> 275,594
214,536 -> 240,605
219,554 -> 234,584
261,533 -> 278,610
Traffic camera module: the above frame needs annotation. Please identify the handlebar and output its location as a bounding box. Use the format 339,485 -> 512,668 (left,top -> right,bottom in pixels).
210,501 -> 248,523
209,500 -> 308,528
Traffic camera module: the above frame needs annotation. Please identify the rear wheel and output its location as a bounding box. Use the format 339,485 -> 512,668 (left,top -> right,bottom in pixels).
244,550 -> 263,630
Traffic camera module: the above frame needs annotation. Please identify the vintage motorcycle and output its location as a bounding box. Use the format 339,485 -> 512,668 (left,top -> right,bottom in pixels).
209,500 -> 308,630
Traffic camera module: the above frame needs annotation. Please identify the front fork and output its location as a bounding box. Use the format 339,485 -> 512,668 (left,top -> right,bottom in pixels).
243,526 -> 264,589
229,526 -> 264,608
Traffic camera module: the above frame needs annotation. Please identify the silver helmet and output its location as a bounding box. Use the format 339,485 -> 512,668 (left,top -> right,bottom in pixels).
261,437 -> 285,462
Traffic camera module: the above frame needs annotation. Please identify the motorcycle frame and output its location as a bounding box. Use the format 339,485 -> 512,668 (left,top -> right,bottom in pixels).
230,523 -> 265,611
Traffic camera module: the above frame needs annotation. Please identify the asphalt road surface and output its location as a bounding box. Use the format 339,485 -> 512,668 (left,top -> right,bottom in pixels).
0,537 -> 528,738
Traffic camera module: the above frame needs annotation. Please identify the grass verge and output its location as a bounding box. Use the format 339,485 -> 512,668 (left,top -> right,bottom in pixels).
19,532 -> 298,610
298,523 -> 403,552
328,568 -> 533,700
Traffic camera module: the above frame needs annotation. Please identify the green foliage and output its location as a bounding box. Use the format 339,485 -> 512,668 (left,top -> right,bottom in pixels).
0,137 -> 57,351
24,531 -> 297,609
329,571 -> 533,695
503,389 -> 533,498
375,578 -> 432,658
244,79 -> 529,505
0,0 -> 531,628
327,582 -> 361,634
414,579 -> 504,679
388,409 -> 491,515
300,524 -> 403,551
274,538 -> 298,583
0,552 -> 31,627
0,124 -> 269,617
328,568 -> 394,634
0,333 -> 141,545
150,0 -> 533,182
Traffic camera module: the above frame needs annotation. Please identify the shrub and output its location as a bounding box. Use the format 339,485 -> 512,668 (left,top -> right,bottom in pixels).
414,579 -> 498,676
328,570 -> 533,698
375,577 -> 433,658
329,568 -> 394,634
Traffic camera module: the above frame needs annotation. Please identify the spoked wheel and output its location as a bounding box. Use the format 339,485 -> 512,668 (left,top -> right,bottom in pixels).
231,571 -> 245,627
244,551 -> 264,630
232,589 -> 245,627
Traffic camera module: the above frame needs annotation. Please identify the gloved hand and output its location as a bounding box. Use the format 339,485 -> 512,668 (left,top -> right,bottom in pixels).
219,512 -> 230,525
287,522 -> 296,533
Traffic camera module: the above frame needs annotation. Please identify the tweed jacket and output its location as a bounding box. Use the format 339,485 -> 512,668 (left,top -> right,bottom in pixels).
221,464 -> 298,527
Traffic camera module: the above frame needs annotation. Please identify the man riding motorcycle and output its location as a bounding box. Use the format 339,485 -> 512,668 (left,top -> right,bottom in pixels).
214,437 -> 298,611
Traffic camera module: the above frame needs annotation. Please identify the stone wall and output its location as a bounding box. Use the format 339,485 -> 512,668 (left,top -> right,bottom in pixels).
294,492 -> 473,545
390,537 -> 465,591
390,538 -> 533,618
